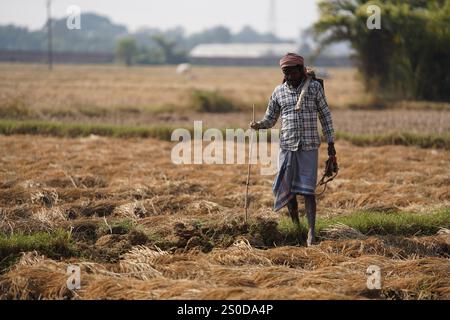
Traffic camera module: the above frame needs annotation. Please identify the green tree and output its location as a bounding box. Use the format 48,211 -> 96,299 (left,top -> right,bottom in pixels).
151,34 -> 187,64
134,46 -> 165,65
314,0 -> 450,101
115,38 -> 138,66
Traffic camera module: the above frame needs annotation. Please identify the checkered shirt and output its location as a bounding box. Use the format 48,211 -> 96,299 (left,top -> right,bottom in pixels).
258,78 -> 335,151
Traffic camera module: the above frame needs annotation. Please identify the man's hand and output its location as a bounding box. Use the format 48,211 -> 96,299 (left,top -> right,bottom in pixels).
249,121 -> 262,130
325,142 -> 338,177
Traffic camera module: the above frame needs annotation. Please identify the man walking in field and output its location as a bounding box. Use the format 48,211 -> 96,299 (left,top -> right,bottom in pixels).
250,53 -> 337,246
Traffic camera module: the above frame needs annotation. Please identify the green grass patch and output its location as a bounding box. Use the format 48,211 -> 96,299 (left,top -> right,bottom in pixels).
0,119 -> 449,149
190,89 -> 239,113
317,208 -> 450,236
277,207 -> 450,240
98,219 -> 135,236
0,119 -> 179,140
0,229 -> 77,272
276,217 -> 309,244
0,102 -> 37,119
335,131 -> 450,149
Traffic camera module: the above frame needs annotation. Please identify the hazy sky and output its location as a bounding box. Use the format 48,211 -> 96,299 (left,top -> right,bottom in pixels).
0,0 -> 319,38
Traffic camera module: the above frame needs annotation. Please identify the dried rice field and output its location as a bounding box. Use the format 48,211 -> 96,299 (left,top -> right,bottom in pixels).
0,135 -> 449,300
0,63 -> 449,300
0,64 -> 367,110
1,64 -> 449,136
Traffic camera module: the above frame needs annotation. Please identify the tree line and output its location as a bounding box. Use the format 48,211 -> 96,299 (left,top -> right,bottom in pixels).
315,0 -> 450,101
0,13 -> 290,65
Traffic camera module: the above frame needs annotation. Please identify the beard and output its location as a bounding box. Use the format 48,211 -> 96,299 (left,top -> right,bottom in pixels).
283,68 -> 306,86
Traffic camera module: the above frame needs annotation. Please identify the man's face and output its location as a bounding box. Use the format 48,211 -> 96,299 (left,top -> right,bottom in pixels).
282,65 -> 304,87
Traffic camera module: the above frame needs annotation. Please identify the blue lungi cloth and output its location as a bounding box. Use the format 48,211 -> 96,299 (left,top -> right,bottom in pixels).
272,147 -> 318,212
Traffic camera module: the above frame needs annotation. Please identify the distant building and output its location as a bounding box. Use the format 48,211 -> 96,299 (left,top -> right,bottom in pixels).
189,43 -> 298,66
189,43 -> 353,67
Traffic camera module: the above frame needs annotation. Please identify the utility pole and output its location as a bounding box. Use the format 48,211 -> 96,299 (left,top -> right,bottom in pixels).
46,0 -> 53,70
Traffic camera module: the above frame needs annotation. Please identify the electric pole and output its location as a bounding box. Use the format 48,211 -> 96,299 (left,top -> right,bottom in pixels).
47,0 -> 53,70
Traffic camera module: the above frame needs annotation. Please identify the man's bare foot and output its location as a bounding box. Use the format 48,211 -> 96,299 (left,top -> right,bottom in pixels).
307,230 -> 316,247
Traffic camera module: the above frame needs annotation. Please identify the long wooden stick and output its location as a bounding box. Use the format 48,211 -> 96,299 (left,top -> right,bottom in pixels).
244,104 -> 255,222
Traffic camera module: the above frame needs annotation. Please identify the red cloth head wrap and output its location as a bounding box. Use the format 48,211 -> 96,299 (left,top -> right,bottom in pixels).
279,52 -> 304,68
